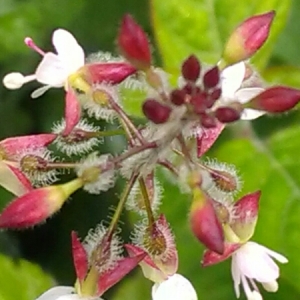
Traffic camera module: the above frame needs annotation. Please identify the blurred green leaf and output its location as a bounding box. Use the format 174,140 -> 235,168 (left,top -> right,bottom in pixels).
151,0 -> 291,74
262,65 -> 300,88
0,253 -> 53,300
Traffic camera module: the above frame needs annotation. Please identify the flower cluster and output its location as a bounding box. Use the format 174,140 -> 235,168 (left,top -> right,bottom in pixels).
0,10 -> 296,300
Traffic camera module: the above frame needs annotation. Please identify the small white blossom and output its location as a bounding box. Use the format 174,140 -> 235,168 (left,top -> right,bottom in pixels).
3,29 -> 85,98
152,274 -> 198,300
231,241 -> 288,300
220,62 -> 265,120
36,286 -> 103,300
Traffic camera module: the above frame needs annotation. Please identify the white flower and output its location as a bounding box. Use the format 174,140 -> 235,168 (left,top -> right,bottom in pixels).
152,274 -> 198,300
36,286 -> 103,300
231,241 -> 288,300
220,62 -> 265,120
3,29 -> 85,98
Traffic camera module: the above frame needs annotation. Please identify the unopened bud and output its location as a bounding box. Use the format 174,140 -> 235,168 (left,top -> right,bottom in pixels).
142,99 -> 172,124
189,188 -> 224,254
246,86 -> 300,113
0,178 -> 83,228
203,66 -> 220,89
118,14 -> 151,70
231,191 -> 261,241
215,106 -> 241,123
181,55 -> 201,82
200,113 -> 217,128
222,11 -> 275,65
170,89 -> 186,106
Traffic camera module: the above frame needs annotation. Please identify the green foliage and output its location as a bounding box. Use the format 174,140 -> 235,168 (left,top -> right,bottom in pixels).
151,0 -> 291,74
0,253 -> 53,300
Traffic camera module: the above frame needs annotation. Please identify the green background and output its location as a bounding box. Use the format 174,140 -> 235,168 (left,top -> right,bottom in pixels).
0,0 -> 300,299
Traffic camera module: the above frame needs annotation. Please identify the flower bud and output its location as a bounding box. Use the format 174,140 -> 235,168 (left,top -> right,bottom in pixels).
203,66 -> 220,89
215,106 -> 241,123
189,188 -> 224,254
0,178 -> 83,228
170,89 -> 186,106
142,99 -> 172,124
222,11 -> 275,65
246,86 -> 300,113
181,55 -> 201,82
118,14 -> 151,70
230,191 -> 261,241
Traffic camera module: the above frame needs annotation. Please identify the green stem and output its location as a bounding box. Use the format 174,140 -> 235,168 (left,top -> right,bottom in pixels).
107,174 -> 138,237
139,178 -> 155,226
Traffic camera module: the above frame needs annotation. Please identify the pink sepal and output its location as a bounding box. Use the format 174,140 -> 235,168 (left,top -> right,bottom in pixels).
71,231 -> 88,283
0,134 -> 57,156
63,90 -> 81,136
197,122 -> 225,157
202,242 -> 241,267
97,247 -> 146,296
85,62 -> 136,85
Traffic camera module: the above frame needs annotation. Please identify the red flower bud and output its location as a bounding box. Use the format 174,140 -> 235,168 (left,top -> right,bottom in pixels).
203,66 -> 220,89
247,86 -> 300,113
0,178 -> 83,229
190,189 -> 224,254
170,89 -> 186,106
215,106 -> 241,123
181,55 -> 201,82
142,99 -> 172,124
223,11 -> 275,65
118,14 -> 151,70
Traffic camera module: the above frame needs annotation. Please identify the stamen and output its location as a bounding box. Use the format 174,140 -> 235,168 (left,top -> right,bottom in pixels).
24,37 -> 46,56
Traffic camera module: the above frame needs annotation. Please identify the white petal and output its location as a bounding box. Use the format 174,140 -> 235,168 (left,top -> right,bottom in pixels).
31,85 -> 52,98
231,257 -> 241,298
256,243 -> 288,264
52,29 -> 85,74
235,87 -> 264,105
221,62 -> 246,98
247,290 -> 263,300
241,108 -> 265,120
234,242 -> 280,283
152,274 -> 198,300
35,52 -> 67,87
262,280 -> 278,292
0,162 -> 28,196
36,286 -> 75,300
